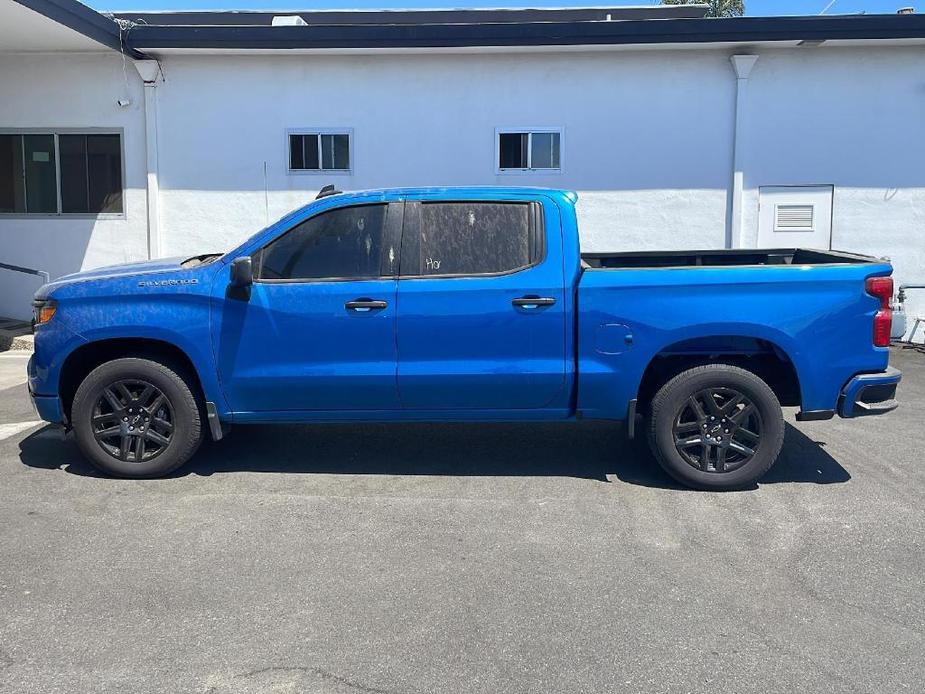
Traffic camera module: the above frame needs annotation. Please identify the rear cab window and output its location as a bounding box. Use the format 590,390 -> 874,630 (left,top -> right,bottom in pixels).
401,200 -> 544,277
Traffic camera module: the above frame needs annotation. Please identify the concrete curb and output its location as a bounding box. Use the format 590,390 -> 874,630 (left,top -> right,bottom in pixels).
0,334 -> 33,353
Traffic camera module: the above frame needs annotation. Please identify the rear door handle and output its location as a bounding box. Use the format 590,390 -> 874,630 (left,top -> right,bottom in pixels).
512,296 -> 556,308
345,299 -> 388,312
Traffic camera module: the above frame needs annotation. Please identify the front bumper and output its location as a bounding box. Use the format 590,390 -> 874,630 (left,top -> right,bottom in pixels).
29,389 -> 66,424
838,366 -> 902,418
27,355 -> 66,425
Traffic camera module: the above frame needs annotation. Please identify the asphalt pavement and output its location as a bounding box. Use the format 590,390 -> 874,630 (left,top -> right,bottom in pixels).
0,347 -> 922,693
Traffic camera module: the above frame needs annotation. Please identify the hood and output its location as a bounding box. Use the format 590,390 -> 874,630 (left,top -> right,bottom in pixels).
55,257 -> 187,283
36,257 -> 193,299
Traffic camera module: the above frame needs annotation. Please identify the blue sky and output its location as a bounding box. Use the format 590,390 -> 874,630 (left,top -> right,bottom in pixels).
88,1 -> 919,16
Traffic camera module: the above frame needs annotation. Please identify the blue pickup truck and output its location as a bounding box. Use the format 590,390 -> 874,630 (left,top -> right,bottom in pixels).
28,186 -> 901,490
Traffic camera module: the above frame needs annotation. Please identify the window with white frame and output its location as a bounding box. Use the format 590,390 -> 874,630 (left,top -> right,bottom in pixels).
288,130 -> 351,173
497,129 -> 562,172
0,131 -> 123,215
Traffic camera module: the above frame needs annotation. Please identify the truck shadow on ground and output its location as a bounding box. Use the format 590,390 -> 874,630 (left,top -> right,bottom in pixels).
19,420 -> 849,489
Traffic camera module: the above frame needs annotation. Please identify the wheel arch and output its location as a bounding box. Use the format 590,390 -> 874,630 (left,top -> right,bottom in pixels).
634,333 -> 803,414
59,337 -> 208,423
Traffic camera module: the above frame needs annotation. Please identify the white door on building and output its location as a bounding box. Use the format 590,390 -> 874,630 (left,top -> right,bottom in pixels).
757,185 -> 833,250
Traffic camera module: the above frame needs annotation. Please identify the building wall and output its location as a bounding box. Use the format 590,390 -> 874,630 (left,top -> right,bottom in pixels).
151,50 -> 734,258
0,45 -> 923,337
0,52 -> 148,319
739,47 -> 925,338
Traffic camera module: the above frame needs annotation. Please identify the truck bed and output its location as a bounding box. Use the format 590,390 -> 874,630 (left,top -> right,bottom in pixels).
580,248 -> 879,270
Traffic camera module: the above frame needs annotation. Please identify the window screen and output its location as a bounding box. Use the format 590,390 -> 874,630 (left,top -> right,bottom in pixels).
530,132 -> 560,169
0,135 -> 26,213
289,133 -> 350,171
498,131 -> 560,171
60,134 -> 123,213
22,135 -> 57,213
0,132 -> 122,215
258,204 -> 386,280
413,202 -> 536,276
499,133 -> 529,169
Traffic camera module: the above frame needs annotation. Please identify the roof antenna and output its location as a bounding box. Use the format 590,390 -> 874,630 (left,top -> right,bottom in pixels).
315,184 -> 341,199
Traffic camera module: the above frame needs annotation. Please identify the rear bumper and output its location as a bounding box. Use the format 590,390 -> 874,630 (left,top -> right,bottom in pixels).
838,366 -> 902,418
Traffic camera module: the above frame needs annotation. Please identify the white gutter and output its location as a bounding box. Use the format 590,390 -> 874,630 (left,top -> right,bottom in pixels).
133,59 -> 163,259
728,54 -> 758,249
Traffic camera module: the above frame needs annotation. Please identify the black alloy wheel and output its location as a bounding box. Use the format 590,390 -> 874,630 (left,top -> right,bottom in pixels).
647,363 -> 785,491
671,387 -> 762,474
91,379 -> 174,463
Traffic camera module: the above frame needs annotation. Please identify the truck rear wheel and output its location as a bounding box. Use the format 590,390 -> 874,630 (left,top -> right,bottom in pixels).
646,364 -> 785,491
71,357 -> 203,478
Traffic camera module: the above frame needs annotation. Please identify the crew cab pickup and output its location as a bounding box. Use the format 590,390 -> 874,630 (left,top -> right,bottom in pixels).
28,187 -> 901,489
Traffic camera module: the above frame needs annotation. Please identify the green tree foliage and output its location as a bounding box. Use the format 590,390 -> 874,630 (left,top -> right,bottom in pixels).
662,0 -> 745,18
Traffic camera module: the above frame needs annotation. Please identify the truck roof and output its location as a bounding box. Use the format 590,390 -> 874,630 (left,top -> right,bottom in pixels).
316,186 -> 579,202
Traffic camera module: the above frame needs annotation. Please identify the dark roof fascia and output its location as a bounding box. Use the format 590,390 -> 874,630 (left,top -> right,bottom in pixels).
110,6 -> 709,27
13,0 -> 146,58
124,14 -> 925,51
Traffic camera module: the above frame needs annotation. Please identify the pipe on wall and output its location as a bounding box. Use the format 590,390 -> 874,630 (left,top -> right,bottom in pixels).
728,54 -> 759,249
133,60 -> 163,259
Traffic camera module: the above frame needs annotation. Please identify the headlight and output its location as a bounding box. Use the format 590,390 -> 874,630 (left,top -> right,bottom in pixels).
32,299 -> 57,329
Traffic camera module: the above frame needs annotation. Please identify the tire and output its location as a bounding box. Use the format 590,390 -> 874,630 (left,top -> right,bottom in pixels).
646,363 -> 785,491
71,357 -> 203,478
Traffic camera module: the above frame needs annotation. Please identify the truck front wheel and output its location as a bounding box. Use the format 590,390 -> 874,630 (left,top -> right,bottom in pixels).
646,364 -> 785,491
71,357 -> 203,478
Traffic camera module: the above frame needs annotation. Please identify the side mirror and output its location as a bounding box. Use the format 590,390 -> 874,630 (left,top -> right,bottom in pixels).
230,256 -> 253,288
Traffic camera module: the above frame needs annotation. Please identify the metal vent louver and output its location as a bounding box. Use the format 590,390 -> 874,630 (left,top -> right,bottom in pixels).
775,204 -> 814,230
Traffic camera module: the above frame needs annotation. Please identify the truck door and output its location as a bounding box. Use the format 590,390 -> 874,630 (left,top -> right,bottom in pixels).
212,201 -> 402,412
396,196 -> 567,410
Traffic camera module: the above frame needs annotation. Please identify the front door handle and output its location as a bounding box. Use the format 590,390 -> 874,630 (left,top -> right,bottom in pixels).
512,296 -> 556,308
345,299 -> 388,312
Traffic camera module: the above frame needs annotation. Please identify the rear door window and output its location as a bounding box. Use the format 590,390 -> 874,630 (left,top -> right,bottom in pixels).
404,201 -> 541,277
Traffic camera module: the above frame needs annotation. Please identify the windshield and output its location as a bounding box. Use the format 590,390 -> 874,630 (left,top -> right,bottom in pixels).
180,253 -> 223,268
221,202 -> 318,261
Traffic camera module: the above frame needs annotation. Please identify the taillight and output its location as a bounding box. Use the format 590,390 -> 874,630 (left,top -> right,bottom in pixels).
865,276 -> 893,347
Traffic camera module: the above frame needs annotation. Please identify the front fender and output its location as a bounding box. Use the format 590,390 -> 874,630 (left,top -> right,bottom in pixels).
72,322 -> 227,413
31,260 -> 231,417
28,320 -> 88,397
34,284 -> 229,417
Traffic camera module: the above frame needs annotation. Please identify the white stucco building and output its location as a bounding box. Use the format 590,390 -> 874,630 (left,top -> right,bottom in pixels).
1,0 -> 924,338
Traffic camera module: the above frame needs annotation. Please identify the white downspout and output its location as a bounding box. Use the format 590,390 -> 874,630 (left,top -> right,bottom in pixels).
133,60 -> 163,260
729,54 -> 758,249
